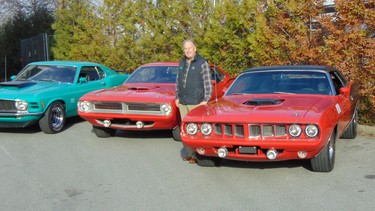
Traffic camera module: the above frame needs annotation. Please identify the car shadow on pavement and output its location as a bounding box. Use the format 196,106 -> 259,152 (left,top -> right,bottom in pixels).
0,116 -> 86,134
63,116 -> 86,130
218,159 -> 312,171
0,123 -> 41,134
115,130 -> 173,139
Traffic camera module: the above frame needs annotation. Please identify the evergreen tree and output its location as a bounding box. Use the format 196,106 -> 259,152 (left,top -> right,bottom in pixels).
49,0 -> 375,124
52,0 -> 101,62
203,0 -> 257,75
0,5 -> 54,79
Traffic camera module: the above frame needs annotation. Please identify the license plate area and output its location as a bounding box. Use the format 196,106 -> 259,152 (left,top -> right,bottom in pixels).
238,146 -> 257,154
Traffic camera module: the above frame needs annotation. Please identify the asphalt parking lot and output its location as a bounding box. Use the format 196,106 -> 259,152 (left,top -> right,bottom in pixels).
0,117 -> 374,211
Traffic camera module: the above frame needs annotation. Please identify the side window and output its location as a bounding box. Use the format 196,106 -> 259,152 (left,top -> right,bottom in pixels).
210,67 -> 224,83
96,67 -> 106,79
79,66 -> 103,82
330,71 -> 346,95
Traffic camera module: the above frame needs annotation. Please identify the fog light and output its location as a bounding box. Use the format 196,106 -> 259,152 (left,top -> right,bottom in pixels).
196,148 -> 205,155
298,151 -> 307,158
103,120 -> 111,127
217,147 -> 228,158
136,121 -> 144,129
266,149 -> 278,160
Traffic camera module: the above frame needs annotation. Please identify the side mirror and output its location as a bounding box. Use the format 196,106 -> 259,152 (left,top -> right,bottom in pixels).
211,79 -> 217,85
10,75 -> 16,80
339,87 -> 350,95
79,77 -> 88,83
222,87 -> 228,95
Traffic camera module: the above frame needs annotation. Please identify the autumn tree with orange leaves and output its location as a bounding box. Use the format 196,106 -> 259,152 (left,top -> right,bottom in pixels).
50,0 -> 375,124
249,0 -> 374,124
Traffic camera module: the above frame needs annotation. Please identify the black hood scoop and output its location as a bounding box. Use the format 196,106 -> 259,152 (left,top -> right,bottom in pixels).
128,86 -> 160,91
243,98 -> 284,106
0,81 -> 36,88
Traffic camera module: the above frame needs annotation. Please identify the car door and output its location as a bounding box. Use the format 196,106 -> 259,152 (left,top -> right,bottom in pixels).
65,66 -> 109,115
330,70 -> 351,132
210,66 -> 228,100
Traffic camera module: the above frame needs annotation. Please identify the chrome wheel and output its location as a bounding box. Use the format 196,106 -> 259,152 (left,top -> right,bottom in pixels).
39,101 -> 66,134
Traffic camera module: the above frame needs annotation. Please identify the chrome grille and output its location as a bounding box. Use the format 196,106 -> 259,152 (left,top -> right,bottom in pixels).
91,102 -> 164,115
262,125 -> 273,136
276,125 -> 286,135
212,123 -> 288,139
0,100 -> 16,112
235,125 -> 244,137
249,125 -> 261,137
127,103 -> 160,111
214,124 -> 222,135
95,102 -> 122,110
224,125 -> 232,136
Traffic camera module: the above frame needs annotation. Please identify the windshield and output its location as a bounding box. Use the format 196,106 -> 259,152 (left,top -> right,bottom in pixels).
226,71 -> 332,95
126,66 -> 178,83
16,65 -> 77,83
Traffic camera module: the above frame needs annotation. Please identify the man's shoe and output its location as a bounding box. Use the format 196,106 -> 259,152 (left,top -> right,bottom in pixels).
182,157 -> 192,161
189,158 -> 197,164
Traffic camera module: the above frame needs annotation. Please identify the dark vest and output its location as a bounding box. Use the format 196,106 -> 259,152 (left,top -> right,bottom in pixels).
177,54 -> 206,105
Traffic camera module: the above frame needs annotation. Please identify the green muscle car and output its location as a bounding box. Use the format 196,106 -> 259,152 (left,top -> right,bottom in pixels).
0,61 -> 129,134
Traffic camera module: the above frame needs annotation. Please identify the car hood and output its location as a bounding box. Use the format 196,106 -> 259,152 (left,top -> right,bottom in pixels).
0,80 -> 70,99
81,83 -> 176,102
185,94 -> 335,123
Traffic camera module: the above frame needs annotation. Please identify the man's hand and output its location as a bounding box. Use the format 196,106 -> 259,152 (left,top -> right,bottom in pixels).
199,101 -> 207,106
175,99 -> 179,106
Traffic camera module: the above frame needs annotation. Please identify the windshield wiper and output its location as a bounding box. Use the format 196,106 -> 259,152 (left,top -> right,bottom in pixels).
39,79 -> 59,82
232,93 -> 250,95
273,92 -> 296,94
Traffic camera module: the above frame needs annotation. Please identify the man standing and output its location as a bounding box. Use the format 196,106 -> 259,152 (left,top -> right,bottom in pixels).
175,39 -> 212,164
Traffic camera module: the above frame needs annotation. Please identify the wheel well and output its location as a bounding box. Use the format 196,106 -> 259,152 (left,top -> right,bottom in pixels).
46,100 -> 66,111
333,125 -> 338,142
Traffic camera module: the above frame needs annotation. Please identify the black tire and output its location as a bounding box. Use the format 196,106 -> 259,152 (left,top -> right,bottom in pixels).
172,124 -> 182,142
39,101 -> 65,134
340,109 -> 358,139
311,132 -> 336,172
195,153 -> 221,167
93,126 -> 116,138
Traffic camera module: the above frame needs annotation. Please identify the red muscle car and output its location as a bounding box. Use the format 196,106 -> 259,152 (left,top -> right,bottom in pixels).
78,62 -> 234,138
181,65 -> 360,172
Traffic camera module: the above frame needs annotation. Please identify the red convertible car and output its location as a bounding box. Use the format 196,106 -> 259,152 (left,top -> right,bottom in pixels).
181,65 -> 360,172
78,62 -> 234,138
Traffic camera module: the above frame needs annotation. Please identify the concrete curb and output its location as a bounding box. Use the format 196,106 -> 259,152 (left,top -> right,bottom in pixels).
358,124 -> 375,137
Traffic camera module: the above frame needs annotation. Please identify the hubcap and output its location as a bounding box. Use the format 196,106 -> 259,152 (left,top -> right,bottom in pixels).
51,105 -> 64,130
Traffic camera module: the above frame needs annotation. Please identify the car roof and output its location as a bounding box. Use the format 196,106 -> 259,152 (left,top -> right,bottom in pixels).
243,65 -> 337,73
27,61 -> 104,67
140,62 -> 179,67
139,62 -> 223,68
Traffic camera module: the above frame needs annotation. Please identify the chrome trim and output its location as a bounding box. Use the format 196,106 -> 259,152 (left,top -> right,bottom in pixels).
90,102 -> 170,116
0,112 -> 44,117
95,119 -> 155,129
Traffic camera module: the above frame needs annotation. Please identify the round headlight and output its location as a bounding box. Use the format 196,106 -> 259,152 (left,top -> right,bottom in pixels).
200,123 -> 212,135
160,103 -> 172,115
186,123 -> 198,135
289,124 -> 302,137
78,101 -> 92,112
305,124 -> 319,138
15,100 -> 28,111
